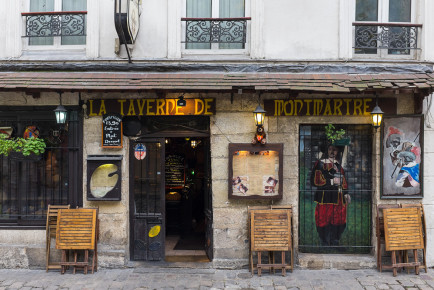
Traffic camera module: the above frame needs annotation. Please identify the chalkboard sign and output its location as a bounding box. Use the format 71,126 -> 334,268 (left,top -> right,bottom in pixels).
165,154 -> 185,189
102,113 -> 123,148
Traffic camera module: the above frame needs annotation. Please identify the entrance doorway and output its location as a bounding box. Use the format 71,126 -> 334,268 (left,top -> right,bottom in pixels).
129,116 -> 212,262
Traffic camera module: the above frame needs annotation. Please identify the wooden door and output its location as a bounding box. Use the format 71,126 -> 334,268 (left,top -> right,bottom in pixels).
130,139 -> 165,261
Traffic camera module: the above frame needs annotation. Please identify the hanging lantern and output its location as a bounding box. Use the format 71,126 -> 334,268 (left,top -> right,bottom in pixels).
253,105 -> 266,127
370,102 -> 384,130
54,92 -> 68,124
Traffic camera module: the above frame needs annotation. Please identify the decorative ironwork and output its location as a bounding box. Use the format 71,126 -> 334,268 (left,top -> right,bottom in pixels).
182,17 -> 250,44
22,12 -> 86,37
353,22 -> 421,52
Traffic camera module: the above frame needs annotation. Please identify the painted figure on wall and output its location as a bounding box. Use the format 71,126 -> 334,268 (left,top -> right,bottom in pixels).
311,144 -> 350,246
385,126 -> 421,188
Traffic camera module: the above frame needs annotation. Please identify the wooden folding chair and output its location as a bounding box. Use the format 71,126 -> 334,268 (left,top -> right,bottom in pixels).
56,208 -> 98,274
247,206 -> 270,273
270,205 -> 293,272
400,203 -> 427,273
250,208 -> 292,276
376,204 -> 399,272
46,204 -> 70,272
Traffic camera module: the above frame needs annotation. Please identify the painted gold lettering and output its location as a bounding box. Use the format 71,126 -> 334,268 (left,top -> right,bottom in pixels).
284,100 -> 294,116
195,99 -> 204,115
275,100 -> 284,116
146,99 -> 155,115
323,99 -> 332,115
314,100 -> 323,116
363,98 -> 372,116
294,100 -> 303,116
137,99 -> 146,116
334,99 -> 343,116
99,100 -> 107,116
353,99 -> 363,115
127,99 -> 136,116
204,99 -> 213,115
343,99 -> 352,115
156,99 -> 165,115
304,100 -> 312,116
166,99 -> 176,115
117,100 -> 126,116
176,103 -> 185,115
88,100 -> 97,116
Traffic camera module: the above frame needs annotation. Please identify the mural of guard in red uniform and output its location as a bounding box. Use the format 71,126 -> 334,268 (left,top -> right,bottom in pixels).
311,144 -> 350,247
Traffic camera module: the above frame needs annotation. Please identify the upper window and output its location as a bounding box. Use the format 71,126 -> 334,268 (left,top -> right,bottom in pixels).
182,0 -> 249,51
24,0 -> 86,48
354,0 -> 420,56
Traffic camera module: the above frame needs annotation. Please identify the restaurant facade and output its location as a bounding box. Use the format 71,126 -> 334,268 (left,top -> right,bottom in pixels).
0,0 -> 434,270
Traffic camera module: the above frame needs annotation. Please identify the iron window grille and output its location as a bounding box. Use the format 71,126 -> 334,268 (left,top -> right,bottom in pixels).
0,107 -> 82,228
22,11 -> 87,39
353,22 -> 422,54
181,17 -> 251,45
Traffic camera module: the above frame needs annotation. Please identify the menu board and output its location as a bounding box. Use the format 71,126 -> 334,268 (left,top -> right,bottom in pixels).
102,114 -> 123,148
165,154 -> 185,189
229,144 -> 283,200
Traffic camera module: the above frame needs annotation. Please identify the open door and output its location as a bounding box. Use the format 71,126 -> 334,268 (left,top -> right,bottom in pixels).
130,138 -> 165,261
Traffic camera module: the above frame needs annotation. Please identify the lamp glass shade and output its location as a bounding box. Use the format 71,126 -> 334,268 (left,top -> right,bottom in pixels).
253,105 -> 266,126
54,105 -> 67,124
370,105 -> 384,128
191,140 -> 197,148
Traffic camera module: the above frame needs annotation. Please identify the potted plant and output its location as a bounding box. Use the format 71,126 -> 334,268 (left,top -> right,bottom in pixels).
0,134 -> 46,161
325,124 -> 350,146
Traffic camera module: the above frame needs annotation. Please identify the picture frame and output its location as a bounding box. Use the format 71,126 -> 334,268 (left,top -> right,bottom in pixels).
381,115 -> 423,199
228,143 -> 283,200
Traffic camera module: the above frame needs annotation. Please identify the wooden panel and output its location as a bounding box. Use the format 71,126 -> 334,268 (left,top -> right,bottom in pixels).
251,209 -> 291,252
56,209 -> 97,250
384,208 -> 424,251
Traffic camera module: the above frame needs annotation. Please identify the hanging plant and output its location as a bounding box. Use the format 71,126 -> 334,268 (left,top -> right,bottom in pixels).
0,134 -> 46,159
325,124 -> 350,146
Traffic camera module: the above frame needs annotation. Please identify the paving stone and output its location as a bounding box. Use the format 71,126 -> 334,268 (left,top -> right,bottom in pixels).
376,283 -> 390,289
364,286 -> 377,290
390,285 -> 405,290
418,286 -> 434,290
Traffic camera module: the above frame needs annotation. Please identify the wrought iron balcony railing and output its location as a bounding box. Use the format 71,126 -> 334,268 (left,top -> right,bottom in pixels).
22,11 -> 87,38
353,22 -> 422,53
181,17 -> 251,44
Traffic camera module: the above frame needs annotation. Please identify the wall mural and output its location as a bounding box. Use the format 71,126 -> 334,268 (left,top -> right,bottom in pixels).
381,115 -> 423,198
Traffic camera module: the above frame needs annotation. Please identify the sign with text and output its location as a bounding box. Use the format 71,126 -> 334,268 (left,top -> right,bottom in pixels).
264,98 -> 396,116
102,113 -> 123,148
87,98 -> 215,117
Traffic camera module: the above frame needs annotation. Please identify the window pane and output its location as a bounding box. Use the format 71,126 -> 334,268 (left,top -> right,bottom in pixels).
186,0 -> 211,49
355,0 -> 378,21
61,0 -> 87,45
389,0 -> 411,22
29,0 -> 54,45
219,0 -> 245,49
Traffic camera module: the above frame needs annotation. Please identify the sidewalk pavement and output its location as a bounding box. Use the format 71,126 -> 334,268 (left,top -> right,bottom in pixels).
0,266 -> 433,290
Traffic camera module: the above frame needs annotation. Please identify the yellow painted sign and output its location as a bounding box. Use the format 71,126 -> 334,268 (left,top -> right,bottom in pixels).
86,98 -> 215,116
264,98 -> 396,116
149,225 -> 161,238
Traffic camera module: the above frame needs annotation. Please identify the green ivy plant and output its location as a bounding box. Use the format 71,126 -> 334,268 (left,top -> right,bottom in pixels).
0,134 -> 46,156
325,124 -> 346,144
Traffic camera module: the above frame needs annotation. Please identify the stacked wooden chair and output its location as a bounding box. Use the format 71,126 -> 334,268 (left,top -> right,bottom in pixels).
46,204 -> 70,272
376,203 -> 427,274
56,208 -> 99,274
248,205 -> 293,276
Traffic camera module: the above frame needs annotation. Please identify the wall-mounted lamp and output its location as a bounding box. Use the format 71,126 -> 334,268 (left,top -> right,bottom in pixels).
177,94 -> 186,107
252,104 -> 267,145
54,92 -> 68,124
370,97 -> 384,130
191,140 -> 202,149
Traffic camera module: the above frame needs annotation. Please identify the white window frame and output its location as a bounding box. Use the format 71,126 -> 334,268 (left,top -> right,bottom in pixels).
352,0 -> 420,60
22,0 -> 86,51
181,0 -> 251,55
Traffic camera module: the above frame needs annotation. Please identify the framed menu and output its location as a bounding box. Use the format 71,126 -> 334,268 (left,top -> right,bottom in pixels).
228,143 -> 283,200
102,113 -> 123,148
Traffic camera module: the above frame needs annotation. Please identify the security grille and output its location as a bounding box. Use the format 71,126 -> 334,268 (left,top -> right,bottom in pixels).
299,124 -> 372,254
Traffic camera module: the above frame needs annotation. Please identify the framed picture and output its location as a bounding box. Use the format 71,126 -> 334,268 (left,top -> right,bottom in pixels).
381,115 -> 423,198
228,143 -> 283,200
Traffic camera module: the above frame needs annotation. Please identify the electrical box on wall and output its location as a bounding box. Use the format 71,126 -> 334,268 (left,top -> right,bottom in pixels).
87,155 -> 123,201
